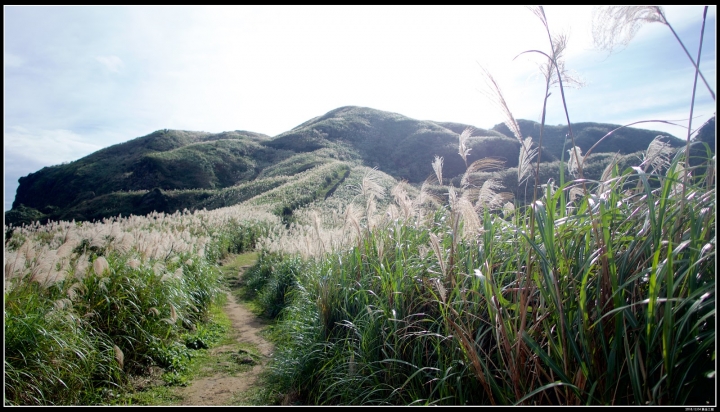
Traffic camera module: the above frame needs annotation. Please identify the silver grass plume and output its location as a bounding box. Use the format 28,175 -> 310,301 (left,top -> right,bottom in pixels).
413,176 -> 442,227
366,198 -> 378,231
375,237 -> 385,261
429,233 -> 447,279
74,254 -> 90,279
567,145 -> 583,178
458,192 -> 481,239
641,136 -> 675,174
385,203 -> 399,223
391,182 -> 415,220
55,242 -> 75,260
93,256 -> 109,276
114,345 -> 124,370
66,282 -> 86,301
418,245 -> 429,261
359,168 -> 386,231
568,186 -> 585,203
360,168 -> 386,202
491,192 -> 515,210
446,186 -> 463,245
518,137 -> 538,186
98,276 -> 110,293
343,203 -> 363,240
153,262 -> 165,277
163,305 -> 178,324
432,277 -> 447,303
480,66 -> 523,143
53,298 -> 72,311
597,153 -> 621,196
669,161 -> 692,198
19,240 -> 35,262
592,6 -> 666,53
461,157 -> 506,189
417,175 -> 443,207
458,127 -> 474,167
503,202 -> 515,218
312,211 -> 325,255
542,31 -> 585,90
477,178 -> 505,211
591,6 -> 717,101
432,156 -> 444,186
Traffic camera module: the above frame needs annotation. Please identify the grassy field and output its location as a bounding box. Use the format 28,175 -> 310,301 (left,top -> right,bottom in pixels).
4,6 -> 715,406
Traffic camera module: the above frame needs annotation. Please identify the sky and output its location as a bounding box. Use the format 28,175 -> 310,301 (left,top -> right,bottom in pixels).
3,5 -> 717,212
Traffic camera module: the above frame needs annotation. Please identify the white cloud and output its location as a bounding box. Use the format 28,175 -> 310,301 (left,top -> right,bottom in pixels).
4,52 -> 25,68
4,126 -> 104,166
3,126 -> 110,211
96,55 -> 124,73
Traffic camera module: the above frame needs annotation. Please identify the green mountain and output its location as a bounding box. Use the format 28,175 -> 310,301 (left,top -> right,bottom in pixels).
6,106 -> 704,227
491,119 -> 686,160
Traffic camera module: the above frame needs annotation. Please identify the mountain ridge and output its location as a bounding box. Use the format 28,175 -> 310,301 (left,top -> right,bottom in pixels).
6,105 -> 705,227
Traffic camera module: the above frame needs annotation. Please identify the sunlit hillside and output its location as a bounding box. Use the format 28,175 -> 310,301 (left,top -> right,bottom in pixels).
4,105 -> 692,227
4,5 -> 715,407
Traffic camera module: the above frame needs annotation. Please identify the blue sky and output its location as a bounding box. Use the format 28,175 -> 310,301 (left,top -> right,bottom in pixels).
4,5 -> 716,212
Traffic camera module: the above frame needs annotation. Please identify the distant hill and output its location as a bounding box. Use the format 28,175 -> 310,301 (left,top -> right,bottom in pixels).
6,106 -> 708,227
491,119 -> 685,160
265,106 -> 547,183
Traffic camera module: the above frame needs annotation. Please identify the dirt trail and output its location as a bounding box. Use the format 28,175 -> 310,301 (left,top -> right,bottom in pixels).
177,266 -> 274,406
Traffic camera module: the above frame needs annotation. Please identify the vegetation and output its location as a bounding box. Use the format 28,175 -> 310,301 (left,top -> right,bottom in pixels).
4,5 -> 715,407
4,206 -> 278,405
6,104 -> 683,227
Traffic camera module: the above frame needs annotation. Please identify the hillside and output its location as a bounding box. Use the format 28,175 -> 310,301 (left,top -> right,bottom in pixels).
6,106 -> 705,227
491,119 -> 686,160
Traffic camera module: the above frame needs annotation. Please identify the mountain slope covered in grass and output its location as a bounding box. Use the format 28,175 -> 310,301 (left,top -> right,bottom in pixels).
6,106 -> 702,227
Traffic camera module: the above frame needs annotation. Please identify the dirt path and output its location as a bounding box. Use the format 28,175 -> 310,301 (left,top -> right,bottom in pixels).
176,266 -> 274,406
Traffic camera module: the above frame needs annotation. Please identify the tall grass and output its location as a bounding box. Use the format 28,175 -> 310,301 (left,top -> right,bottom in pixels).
4,205 -> 279,405
256,139 -> 714,405
252,5 -> 715,405
4,5 -> 714,407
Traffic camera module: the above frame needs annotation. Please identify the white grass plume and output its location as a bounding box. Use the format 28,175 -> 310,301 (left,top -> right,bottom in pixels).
344,202 -> 363,240
641,136 -> 675,174
432,156 -> 444,186
461,157 -> 506,189
477,178 -> 505,211
518,137 -> 538,186
592,6 -> 666,53
66,281 -> 86,301
458,194 -> 481,240
360,167 -> 386,202
480,66 -> 523,143
391,182 -> 415,220
597,153 -> 621,196
93,256 -> 109,276
429,233 -> 446,278
567,146 -> 583,178
592,7 -> 715,100
458,127 -> 474,167
312,211 -> 326,255
502,202 -> 515,218
415,175 -> 443,209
